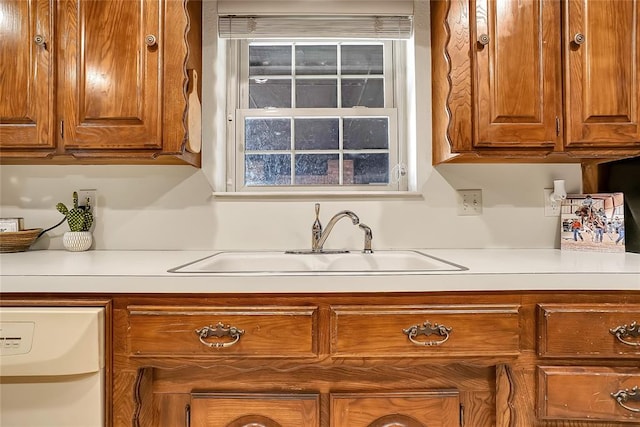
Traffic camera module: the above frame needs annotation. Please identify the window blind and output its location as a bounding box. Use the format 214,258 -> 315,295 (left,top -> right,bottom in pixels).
218,15 -> 413,40
217,1 -> 413,16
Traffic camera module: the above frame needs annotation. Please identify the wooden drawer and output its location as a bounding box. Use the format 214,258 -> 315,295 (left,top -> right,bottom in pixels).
128,306 -> 318,357
330,305 -> 520,357
538,366 -> 640,423
538,304 -> 640,358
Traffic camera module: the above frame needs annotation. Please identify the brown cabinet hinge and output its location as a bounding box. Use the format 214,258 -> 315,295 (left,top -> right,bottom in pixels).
555,117 -> 560,136
60,121 -> 64,139
460,403 -> 464,426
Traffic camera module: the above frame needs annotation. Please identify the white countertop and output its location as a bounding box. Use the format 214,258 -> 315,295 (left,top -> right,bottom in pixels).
1,249 -> 639,294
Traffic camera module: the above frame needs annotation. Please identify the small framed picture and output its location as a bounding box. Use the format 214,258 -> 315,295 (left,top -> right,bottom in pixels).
560,193 -> 625,253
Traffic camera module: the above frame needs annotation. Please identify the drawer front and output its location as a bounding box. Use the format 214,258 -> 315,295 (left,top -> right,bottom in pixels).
538,366 -> 640,423
538,304 -> 640,358
128,306 -> 317,357
330,305 -> 520,357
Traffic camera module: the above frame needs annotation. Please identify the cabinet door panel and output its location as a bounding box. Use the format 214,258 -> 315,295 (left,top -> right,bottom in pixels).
331,391 -> 460,427
190,393 -> 319,427
60,0 -> 161,149
474,0 -> 561,148
0,0 -> 54,150
565,0 -> 640,148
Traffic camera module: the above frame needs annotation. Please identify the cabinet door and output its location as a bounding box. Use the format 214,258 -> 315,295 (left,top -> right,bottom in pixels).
190,393 -> 319,427
565,0 -> 640,149
58,0 -> 162,151
473,0 -> 562,150
0,0 -> 54,152
331,391 -> 461,427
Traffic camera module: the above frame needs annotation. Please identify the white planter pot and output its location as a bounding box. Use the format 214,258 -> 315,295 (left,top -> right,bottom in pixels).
63,231 -> 93,252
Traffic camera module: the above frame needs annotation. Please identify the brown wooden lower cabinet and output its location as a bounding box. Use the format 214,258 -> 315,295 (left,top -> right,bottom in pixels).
6,290 -> 640,426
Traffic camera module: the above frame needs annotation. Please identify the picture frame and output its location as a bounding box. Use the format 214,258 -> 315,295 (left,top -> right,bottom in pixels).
560,193 -> 625,253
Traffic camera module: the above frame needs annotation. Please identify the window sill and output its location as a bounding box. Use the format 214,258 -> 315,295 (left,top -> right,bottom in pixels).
211,191 -> 424,200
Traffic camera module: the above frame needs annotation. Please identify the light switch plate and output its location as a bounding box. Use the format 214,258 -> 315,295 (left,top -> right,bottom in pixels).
457,189 -> 482,216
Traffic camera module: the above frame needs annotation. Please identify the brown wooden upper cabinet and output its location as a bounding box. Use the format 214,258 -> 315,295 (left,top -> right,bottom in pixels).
0,0 -> 201,166
431,0 -> 640,164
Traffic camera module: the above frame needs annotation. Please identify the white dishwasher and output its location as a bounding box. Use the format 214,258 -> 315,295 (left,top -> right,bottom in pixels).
0,307 -> 105,427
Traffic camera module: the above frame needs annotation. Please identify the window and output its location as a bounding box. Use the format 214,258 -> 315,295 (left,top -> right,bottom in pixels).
221,15 -> 413,193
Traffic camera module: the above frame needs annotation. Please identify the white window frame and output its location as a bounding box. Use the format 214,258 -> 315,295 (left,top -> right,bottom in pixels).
225,38 -> 410,193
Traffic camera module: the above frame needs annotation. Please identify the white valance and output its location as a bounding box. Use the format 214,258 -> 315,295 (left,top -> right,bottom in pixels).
218,15 -> 413,40
217,1 -> 414,16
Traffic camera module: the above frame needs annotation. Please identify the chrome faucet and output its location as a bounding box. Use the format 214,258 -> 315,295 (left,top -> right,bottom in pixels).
311,203 -> 360,253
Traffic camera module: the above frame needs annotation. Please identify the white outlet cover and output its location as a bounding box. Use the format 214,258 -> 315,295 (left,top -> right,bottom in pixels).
543,188 -> 561,217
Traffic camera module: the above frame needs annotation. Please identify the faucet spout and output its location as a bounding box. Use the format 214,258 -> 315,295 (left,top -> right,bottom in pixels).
312,209 -> 359,252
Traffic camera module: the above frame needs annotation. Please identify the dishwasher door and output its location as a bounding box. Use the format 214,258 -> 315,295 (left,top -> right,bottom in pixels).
0,307 -> 105,427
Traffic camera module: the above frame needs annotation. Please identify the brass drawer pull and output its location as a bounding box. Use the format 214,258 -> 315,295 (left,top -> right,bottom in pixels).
195,322 -> 245,348
611,386 -> 640,413
478,33 -> 490,46
609,321 -> 640,347
573,32 -> 585,45
403,321 -> 452,346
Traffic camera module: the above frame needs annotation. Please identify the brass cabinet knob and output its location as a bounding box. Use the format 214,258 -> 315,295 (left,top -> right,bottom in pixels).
145,34 -> 157,47
33,34 -> 46,46
573,33 -> 586,45
478,33 -> 490,46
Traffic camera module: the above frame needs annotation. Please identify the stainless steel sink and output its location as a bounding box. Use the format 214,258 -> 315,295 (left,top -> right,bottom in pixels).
168,250 -> 467,275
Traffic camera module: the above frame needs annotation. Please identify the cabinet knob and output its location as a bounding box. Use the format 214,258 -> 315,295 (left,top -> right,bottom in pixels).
573,33 -> 586,45
402,321 -> 452,346
33,34 -> 46,47
478,34 -> 490,46
145,34 -> 157,47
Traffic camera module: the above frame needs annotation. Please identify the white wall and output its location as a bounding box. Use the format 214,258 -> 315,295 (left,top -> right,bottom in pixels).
0,0 -> 582,251
0,162 -> 581,251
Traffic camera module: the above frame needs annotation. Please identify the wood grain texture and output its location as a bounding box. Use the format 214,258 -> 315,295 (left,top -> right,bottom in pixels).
0,0 -> 200,166
565,0 -> 640,148
0,0 -> 54,150
85,291 -> 640,426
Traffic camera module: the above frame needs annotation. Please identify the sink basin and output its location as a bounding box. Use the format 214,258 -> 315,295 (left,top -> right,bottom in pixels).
168,250 -> 467,275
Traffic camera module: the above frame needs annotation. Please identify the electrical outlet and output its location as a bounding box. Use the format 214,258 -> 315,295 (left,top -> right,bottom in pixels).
544,188 -> 561,217
457,189 -> 482,215
77,189 -> 97,217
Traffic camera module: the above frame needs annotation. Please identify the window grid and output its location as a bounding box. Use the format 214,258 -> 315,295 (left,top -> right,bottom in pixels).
237,40 -> 398,190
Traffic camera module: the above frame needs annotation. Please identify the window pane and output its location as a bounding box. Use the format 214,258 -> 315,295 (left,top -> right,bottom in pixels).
249,46 -> 292,75
245,118 -> 291,150
341,45 -> 383,75
341,78 -> 384,108
294,118 -> 339,150
245,154 -> 291,186
295,154 -> 340,185
296,79 -> 337,108
343,118 -> 389,149
344,153 -> 389,184
249,79 -> 291,108
295,45 -> 337,75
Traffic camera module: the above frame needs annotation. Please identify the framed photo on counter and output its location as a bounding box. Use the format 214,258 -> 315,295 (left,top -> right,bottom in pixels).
561,193 -> 625,253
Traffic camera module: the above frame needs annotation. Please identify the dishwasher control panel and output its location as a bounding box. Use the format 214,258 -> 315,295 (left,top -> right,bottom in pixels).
0,322 -> 34,356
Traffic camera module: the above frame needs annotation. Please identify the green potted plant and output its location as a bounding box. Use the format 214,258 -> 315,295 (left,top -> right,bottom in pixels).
56,191 -> 94,251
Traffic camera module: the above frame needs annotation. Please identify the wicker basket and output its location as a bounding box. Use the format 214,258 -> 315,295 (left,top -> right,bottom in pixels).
0,228 -> 43,253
